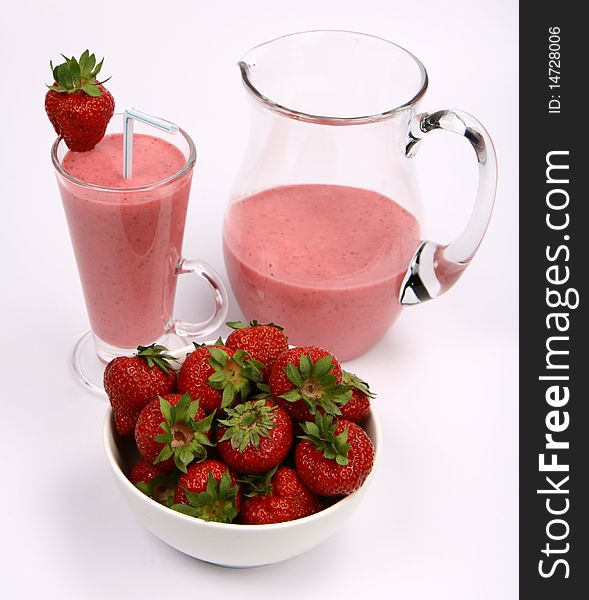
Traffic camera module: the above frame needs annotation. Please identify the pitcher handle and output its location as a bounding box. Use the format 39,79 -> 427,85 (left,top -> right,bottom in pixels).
400,109 -> 497,305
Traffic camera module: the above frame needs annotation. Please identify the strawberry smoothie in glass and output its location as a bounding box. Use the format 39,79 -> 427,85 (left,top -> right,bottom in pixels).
53,113 -> 227,394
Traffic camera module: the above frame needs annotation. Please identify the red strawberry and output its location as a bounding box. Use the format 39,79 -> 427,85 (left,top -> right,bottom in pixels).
134,393 -> 215,473
103,344 -> 177,436
295,414 -> 374,497
172,460 -> 241,523
177,344 -> 264,414
269,347 -> 351,422
339,371 -> 375,423
45,50 -> 114,151
130,459 -> 178,507
129,459 -> 163,484
217,399 -> 293,475
226,320 -> 289,380
240,466 -> 323,525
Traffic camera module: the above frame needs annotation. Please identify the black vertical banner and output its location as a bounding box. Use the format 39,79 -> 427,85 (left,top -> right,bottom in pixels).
520,4 -> 587,599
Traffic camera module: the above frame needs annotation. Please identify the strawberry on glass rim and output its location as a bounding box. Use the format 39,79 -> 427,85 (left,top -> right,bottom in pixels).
45,49 -> 114,151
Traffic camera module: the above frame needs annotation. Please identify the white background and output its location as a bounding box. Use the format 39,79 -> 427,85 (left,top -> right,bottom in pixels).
0,1 -> 517,598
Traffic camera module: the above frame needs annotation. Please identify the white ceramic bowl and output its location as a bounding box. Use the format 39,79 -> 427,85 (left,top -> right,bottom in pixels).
103,407 -> 381,567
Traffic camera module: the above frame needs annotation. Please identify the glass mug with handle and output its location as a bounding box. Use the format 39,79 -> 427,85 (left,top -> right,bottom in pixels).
223,31 -> 497,360
53,113 -> 228,393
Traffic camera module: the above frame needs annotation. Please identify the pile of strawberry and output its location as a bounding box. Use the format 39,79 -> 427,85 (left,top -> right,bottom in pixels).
104,321 -> 376,525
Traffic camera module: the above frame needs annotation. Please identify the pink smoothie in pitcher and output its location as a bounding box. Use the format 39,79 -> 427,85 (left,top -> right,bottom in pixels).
59,133 -> 190,349
223,184 -> 421,360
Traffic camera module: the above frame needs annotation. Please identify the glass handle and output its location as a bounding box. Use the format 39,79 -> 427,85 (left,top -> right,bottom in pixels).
400,109 -> 497,305
172,258 -> 229,338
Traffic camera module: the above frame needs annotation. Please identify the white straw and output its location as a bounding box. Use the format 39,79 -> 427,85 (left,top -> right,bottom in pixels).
123,108 -> 180,179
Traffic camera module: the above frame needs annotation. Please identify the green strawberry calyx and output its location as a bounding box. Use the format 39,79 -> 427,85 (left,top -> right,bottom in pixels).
217,399 -> 277,452
238,466 -> 278,498
342,371 -> 377,398
171,471 -> 239,523
226,320 -> 284,331
280,354 -> 352,416
153,394 -> 216,473
136,343 -> 177,374
250,381 -> 272,401
47,50 -> 110,97
192,337 -> 225,350
299,413 -> 351,466
134,471 -> 179,508
207,347 -> 266,409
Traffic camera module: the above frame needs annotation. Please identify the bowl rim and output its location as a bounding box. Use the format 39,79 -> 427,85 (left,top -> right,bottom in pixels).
102,405 -> 382,531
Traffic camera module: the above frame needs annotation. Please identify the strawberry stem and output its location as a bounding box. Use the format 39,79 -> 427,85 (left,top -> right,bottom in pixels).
226,320 -> 284,330
279,353 -> 352,416
299,413 -> 351,466
47,50 -> 109,96
217,399 -> 277,451
136,344 -> 177,374
171,471 -> 239,523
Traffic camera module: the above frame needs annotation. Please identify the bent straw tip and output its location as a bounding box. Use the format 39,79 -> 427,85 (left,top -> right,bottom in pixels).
122,108 -> 180,180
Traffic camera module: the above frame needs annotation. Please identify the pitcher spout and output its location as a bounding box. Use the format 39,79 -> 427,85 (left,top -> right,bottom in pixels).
237,30 -> 427,125
237,59 -> 252,81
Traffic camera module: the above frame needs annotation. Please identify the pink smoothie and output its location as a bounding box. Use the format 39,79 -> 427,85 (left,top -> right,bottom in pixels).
223,184 -> 421,360
58,133 -> 190,349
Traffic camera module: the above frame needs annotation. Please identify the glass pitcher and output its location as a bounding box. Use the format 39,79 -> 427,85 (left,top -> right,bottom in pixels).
223,31 -> 496,361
